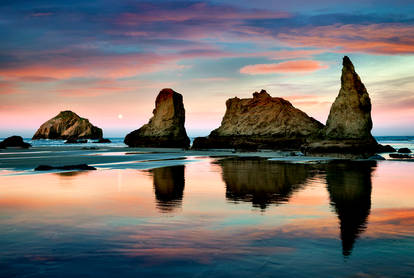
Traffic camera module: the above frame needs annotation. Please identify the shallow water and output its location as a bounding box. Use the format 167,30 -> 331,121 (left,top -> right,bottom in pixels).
1,136 -> 413,151
0,157 -> 413,277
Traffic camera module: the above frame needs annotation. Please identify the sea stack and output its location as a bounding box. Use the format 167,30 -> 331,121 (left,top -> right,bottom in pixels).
302,56 -> 378,157
192,90 -> 323,149
124,88 -> 190,148
32,111 -> 103,140
0,136 -> 31,149
325,56 -> 373,139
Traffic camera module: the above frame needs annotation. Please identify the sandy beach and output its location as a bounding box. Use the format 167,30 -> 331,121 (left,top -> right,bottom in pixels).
2,142 -> 412,175
0,146 -> 330,173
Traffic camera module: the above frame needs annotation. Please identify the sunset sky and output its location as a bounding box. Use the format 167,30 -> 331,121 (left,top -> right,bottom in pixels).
1,0 -> 413,137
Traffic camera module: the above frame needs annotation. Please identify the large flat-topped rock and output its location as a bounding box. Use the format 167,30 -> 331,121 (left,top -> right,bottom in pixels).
32,111 -> 103,140
193,90 -> 323,150
214,90 -> 323,137
124,88 -> 190,148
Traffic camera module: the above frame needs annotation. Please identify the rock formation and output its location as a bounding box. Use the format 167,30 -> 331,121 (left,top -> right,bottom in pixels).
192,90 -> 323,149
94,138 -> 111,143
325,56 -> 373,139
0,136 -> 31,149
398,148 -> 411,153
150,165 -> 185,213
124,88 -> 190,148
192,56 -> 382,157
218,157 -> 315,210
35,164 -> 96,171
32,111 -> 103,140
390,153 -> 412,159
302,56 -> 378,158
376,144 -> 396,153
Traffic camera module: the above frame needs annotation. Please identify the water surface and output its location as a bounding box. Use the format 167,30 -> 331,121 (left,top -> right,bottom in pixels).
0,158 -> 413,277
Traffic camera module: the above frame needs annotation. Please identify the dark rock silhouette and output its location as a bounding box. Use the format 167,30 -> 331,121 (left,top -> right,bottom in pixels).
325,160 -> 376,257
303,57 -> 378,158
0,136 -> 31,149
390,153 -> 412,159
65,138 -> 88,144
124,89 -> 190,148
94,138 -> 111,143
150,165 -> 185,212
217,157 -> 316,210
376,144 -> 396,153
368,154 -> 385,160
35,164 -> 96,171
398,148 -> 411,153
32,111 -> 103,140
192,90 -> 323,150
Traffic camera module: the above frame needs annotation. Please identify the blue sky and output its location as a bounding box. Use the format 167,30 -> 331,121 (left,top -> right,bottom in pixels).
0,0 -> 413,137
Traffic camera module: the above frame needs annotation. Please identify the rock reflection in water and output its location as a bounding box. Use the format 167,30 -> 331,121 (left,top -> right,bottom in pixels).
150,165 -> 185,213
325,161 -> 376,257
217,158 -> 316,210
54,171 -> 89,177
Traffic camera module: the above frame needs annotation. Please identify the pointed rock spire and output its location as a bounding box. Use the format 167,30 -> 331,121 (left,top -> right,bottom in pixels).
324,56 -> 373,139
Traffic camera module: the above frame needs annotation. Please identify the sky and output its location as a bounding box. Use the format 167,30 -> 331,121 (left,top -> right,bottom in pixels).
0,0 -> 413,137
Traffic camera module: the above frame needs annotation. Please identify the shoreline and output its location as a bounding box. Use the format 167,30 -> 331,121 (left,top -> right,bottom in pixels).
0,145 -> 411,175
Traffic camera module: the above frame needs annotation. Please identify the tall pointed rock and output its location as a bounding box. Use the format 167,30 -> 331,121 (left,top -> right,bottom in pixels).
324,56 -> 373,139
124,88 -> 190,148
302,56 -> 378,158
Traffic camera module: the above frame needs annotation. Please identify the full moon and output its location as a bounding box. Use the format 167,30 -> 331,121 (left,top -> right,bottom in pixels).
118,114 -> 123,119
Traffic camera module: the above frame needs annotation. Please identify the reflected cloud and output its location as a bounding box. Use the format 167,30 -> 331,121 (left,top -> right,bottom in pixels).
149,165 -> 185,213
325,160 -> 377,257
217,158 -> 317,210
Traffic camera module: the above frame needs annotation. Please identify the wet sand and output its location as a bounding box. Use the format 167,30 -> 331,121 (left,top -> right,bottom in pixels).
1,155 -> 414,277
0,146 -> 340,173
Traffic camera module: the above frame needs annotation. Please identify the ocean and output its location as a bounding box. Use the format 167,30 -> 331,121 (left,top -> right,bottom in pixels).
0,136 -> 413,277
6,136 -> 414,152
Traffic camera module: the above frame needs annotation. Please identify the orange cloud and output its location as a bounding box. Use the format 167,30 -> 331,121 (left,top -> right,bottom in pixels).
1,66 -> 87,80
277,24 -> 414,55
0,53 -> 178,80
240,60 -> 328,75
0,81 -> 22,95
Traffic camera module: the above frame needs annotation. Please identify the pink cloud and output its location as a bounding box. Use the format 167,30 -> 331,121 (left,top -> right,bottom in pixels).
240,60 -> 328,74
117,2 -> 290,25
31,12 -> 54,17
0,53 -> 179,80
1,47 -> 301,83
277,24 -> 414,55
0,81 -> 22,95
